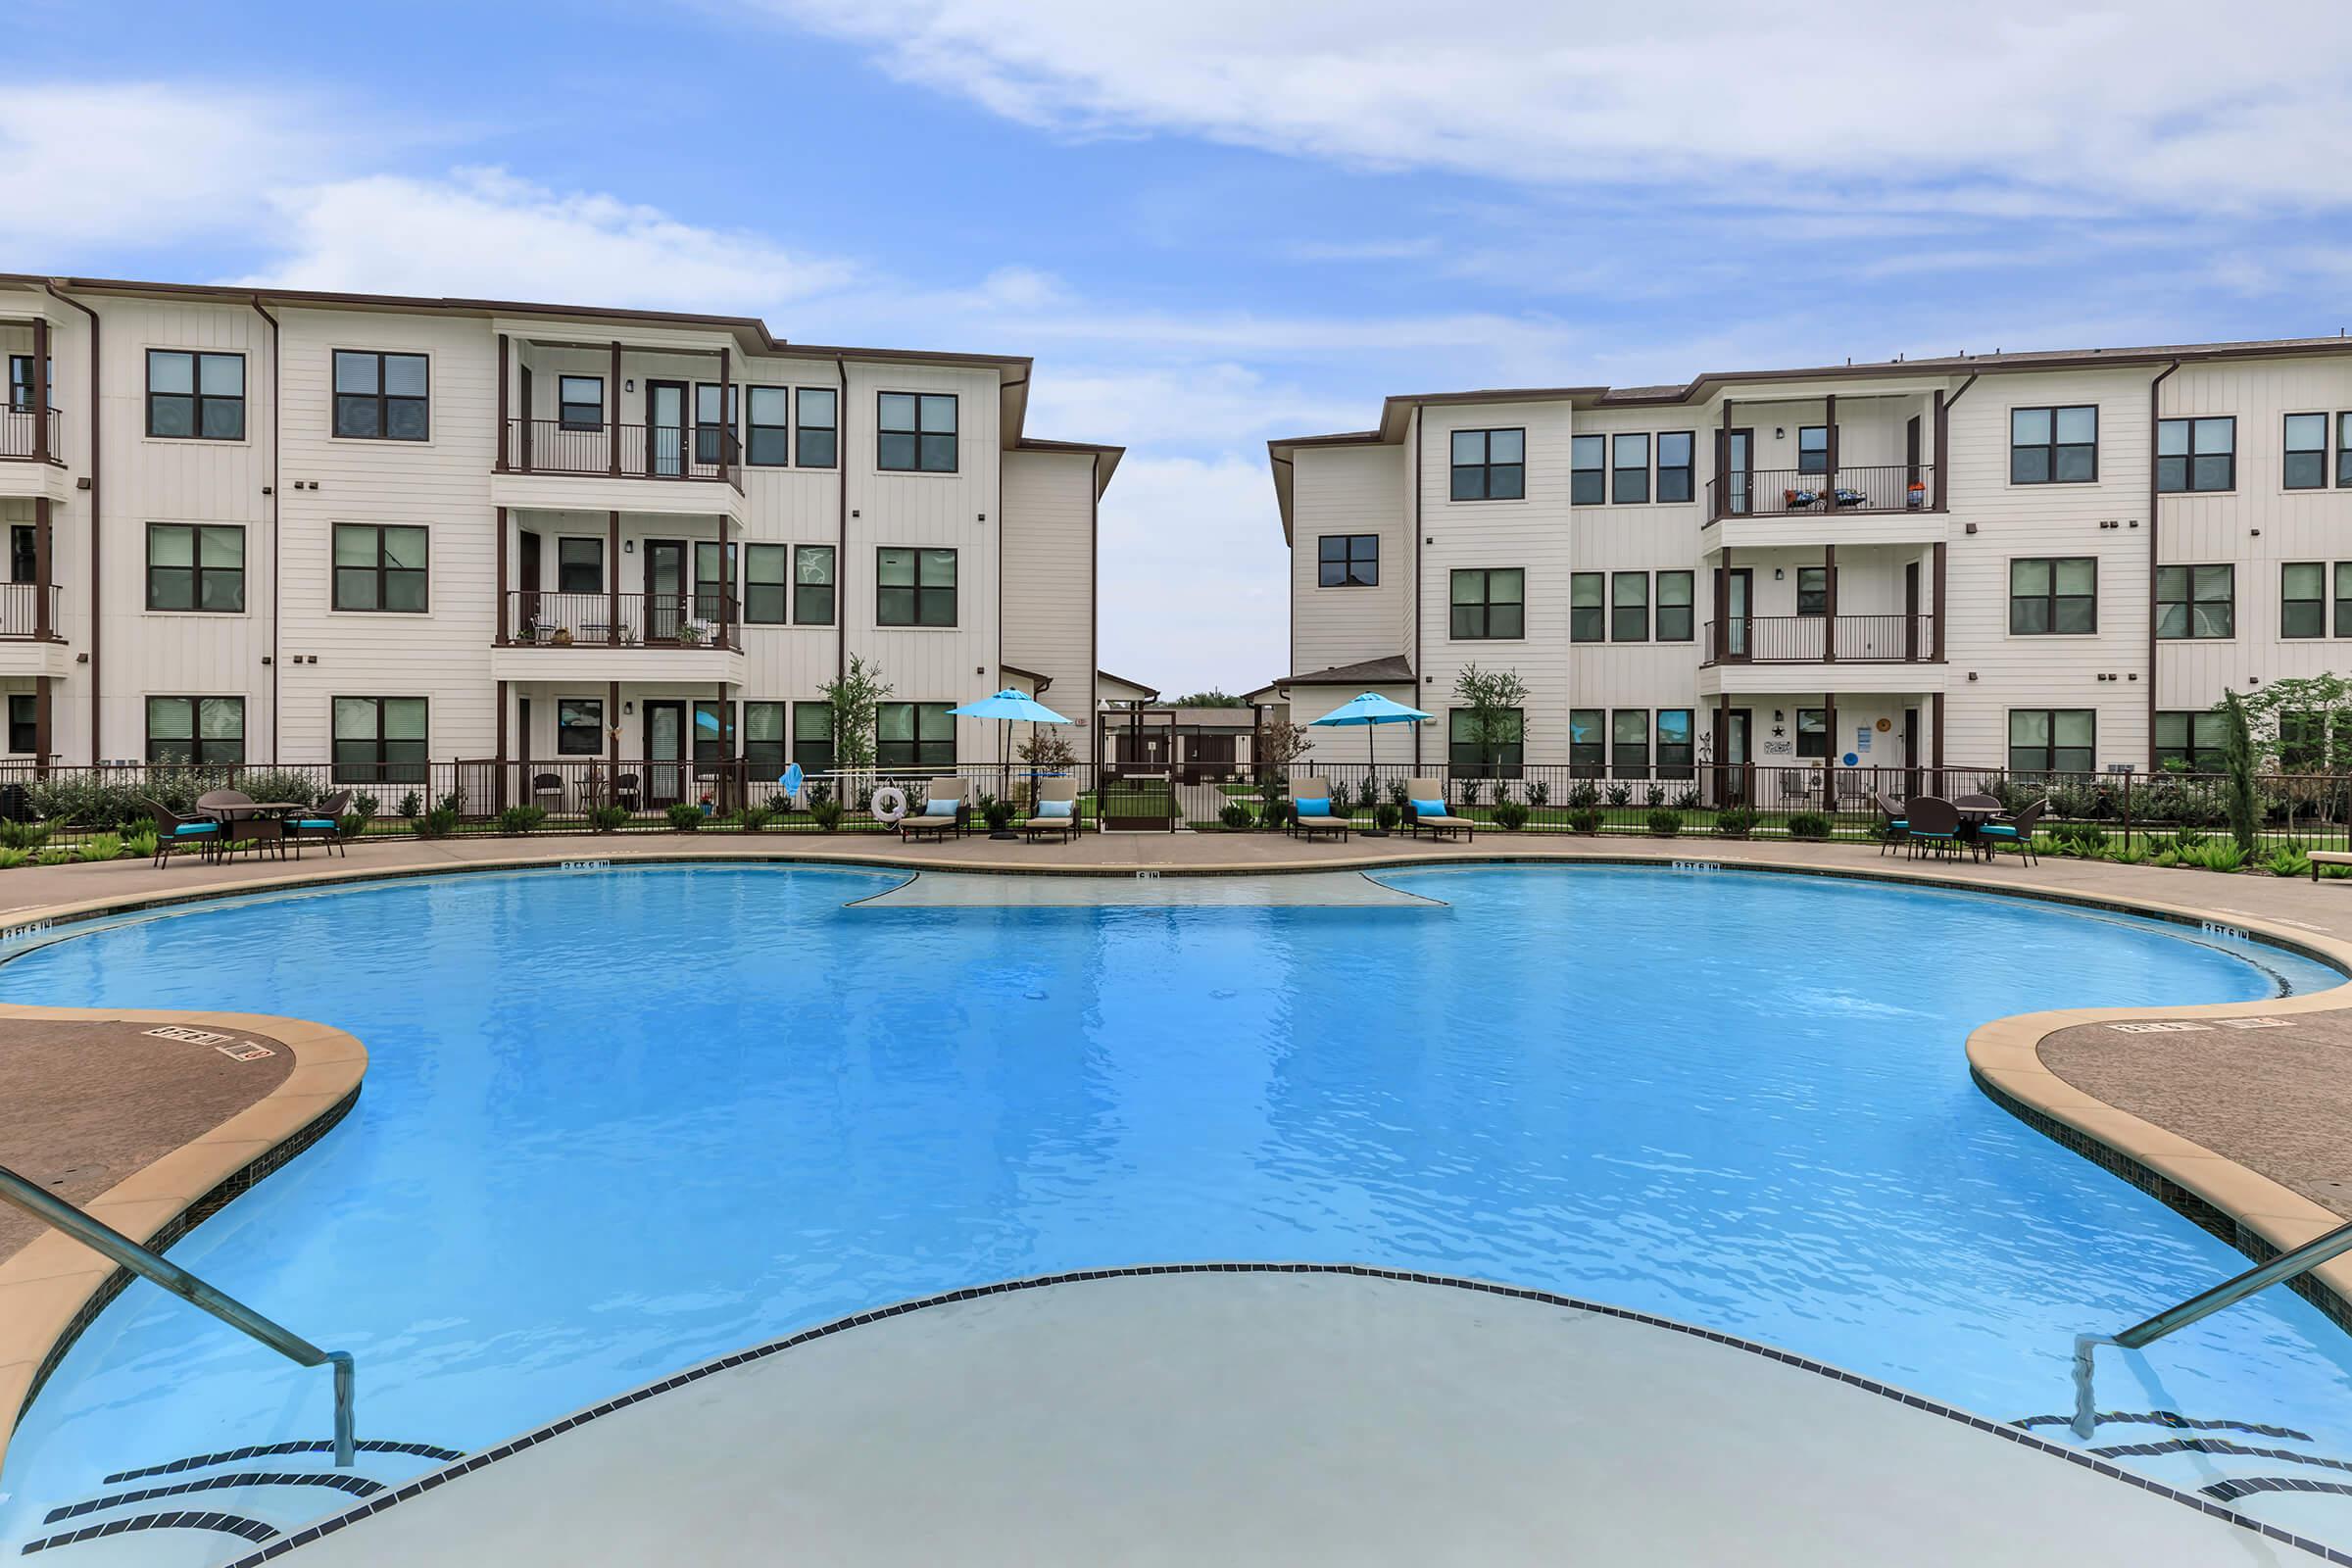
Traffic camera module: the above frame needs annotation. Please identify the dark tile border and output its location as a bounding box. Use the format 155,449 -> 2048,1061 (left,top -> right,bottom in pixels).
23,1507 -> 277,1554
216,1263 -> 2351,1566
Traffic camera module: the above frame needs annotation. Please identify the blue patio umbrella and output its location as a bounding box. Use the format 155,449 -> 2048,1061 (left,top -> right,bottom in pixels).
951,689 -> 1075,830
1306,690 -> 1433,778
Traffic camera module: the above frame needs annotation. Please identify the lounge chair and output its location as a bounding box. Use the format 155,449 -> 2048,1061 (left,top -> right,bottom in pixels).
1976,799 -> 2045,865
144,798 -> 220,866
1403,778 -> 1476,842
1289,777 -> 1349,843
1875,792 -> 1908,857
1021,777 -> 1082,843
284,791 -> 352,859
1904,796 -> 1962,859
899,777 -> 968,842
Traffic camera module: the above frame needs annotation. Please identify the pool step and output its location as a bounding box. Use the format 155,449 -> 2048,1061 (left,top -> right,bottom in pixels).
2013,1408 -> 2352,1542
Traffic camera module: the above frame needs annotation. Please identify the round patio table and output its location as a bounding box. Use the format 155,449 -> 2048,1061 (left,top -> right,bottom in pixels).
1953,801 -> 2003,859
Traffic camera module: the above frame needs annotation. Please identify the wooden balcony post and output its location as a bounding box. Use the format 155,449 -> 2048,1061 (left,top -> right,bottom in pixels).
1715,399 -> 1732,520
1822,544 -> 1837,663
1823,393 -> 1838,496
716,344 -> 732,480
607,510 -> 620,646
608,341 -> 622,476
609,681 -> 620,764
495,679 -> 509,811
494,505 -> 508,645
1931,388 -> 1948,512
1822,691 -> 1838,813
718,514 -> 731,643
31,497 -> 50,641
495,334 -> 510,472
1932,541 -> 1947,661
28,318 -> 49,464
33,675 -> 50,777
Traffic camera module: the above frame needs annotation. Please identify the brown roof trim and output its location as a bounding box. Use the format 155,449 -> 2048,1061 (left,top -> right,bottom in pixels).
1096,667 -> 1159,698
1269,654 -> 1416,687
1013,437 -> 1125,494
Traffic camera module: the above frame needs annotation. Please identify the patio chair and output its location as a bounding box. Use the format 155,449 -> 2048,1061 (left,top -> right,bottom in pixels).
1020,776 -> 1082,844
532,772 -> 564,812
1904,796 -> 1962,859
1403,778 -> 1477,842
284,791 -> 352,860
612,772 -> 642,812
900,777 -> 968,842
1874,792 -> 1908,857
144,798 -> 220,867
1976,798 -> 2045,865
1289,777 -> 1349,843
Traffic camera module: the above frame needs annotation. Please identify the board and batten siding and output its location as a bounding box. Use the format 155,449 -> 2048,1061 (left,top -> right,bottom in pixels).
1288,443 -> 1407,677
1000,448 -> 1097,763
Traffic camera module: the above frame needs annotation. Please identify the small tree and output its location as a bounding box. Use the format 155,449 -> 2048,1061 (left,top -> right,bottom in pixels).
1016,727 -> 1078,808
2222,688 -> 2259,855
1452,664 -> 1529,778
1254,714 -> 1315,806
820,655 -> 892,776
2232,673 -> 2352,771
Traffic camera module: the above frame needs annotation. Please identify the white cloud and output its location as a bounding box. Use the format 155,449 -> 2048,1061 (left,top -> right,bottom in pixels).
1095,453 -> 1290,693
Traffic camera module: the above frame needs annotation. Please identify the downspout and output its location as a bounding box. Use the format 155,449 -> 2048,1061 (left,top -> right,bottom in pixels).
834,354 -> 849,688
43,283 -> 97,762
1411,406 -> 1423,768
2147,360 -> 2180,769
1089,453 -> 1100,769
250,296 -> 280,761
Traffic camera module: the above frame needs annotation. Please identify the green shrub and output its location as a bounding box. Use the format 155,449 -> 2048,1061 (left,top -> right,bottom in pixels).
73,833 -> 124,863
1374,802 -> 1401,831
1494,801 -> 1531,831
1566,807 -> 1602,834
237,770 -> 323,808
1673,788 -> 1700,811
589,805 -> 629,833
2110,843 -> 2150,866
0,820 -> 49,852
1604,783 -> 1632,808
418,806 -> 460,839
0,846 -> 30,869
497,805 -> 548,836
809,797 -> 845,832
338,812 -> 371,840
351,792 -> 381,818
34,847 -> 71,866
735,804 -> 775,834
1785,811 -> 1832,841
1566,782 -> 1599,810
2192,842 -> 2248,872
396,789 -> 423,820
983,797 -> 1014,832
2265,847 -> 2313,878
1645,808 -> 1682,838
124,830 -> 159,860
2151,848 -> 2180,868
1715,807 -> 1759,839
1527,780 -> 1550,808
1262,800 -> 1295,830
666,803 -> 706,831
1218,801 -> 1253,830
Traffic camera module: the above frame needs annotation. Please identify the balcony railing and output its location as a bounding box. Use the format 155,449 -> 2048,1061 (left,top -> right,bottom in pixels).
501,590 -> 742,652
501,418 -> 741,489
0,407 -> 62,464
1704,464 -> 1936,521
1703,613 -> 1936,664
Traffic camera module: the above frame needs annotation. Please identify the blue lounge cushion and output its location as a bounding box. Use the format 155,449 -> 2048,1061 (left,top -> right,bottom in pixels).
1295,797 -> 1332,817
173,822 -> 217,836
1980,824 -> 2019,838
1888,820 -> 1908,831
923,797 -> 959,817
1036,799 -> 1073,819
299,818 -> 338,830
1411,798 -> 1446,818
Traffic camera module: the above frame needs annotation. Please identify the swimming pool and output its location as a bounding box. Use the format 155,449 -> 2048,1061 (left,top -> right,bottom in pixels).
3,863 -> 2349,1554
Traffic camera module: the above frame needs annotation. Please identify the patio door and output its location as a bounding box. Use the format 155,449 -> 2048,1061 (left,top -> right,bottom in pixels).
1724,567 -> 1752,660
1723,707 -> 1752,807
645,700 -> 687,806
644,539 -> 686,641
516,530 -> 541,642
646,379 -> 688,476
1726,428 -> 1753,515
1904,562 -> 1921,661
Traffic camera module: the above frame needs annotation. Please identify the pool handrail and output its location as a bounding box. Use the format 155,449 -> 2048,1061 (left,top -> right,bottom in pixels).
0,1161 -> 356,1466
2071,1216 -> 2352,1438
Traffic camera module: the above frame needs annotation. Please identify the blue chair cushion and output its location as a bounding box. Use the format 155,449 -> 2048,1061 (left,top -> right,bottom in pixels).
1035,799 -> 1073,820
299,818 -> 338,830
1888,820 -> 1907,831
1411,798 -> 1446,818
1980,824 -> 2019,838
172,822 -> 218,836
922,798 -> 960,817
1294,798 -> 1332,818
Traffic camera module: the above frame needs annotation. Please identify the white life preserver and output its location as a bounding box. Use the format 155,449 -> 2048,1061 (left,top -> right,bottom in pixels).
870,785 -> 909,824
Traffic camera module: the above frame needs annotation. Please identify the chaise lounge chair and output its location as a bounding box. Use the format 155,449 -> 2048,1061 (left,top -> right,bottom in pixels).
1021,776 -> 1083,843
1288,777 -> 1349,843
1403,778 -> 1477,842
899,777 -> 969,842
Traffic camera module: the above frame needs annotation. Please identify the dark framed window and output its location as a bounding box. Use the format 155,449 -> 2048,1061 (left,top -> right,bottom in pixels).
1569,709 -> 1605,775
2010,406 -> 2097,484
2283,563 -> 2326,639
1449,428 -> 1525,501
1797,425 -> 1829,475
1448,567 -> 1523,639
877,702 -> 955,769
556,536 -> 603,595
694,541 -> 731,623
6,694 -> 33,756
745,702 -> 788,775
793,701 -> 835,774
745,544 -> 789,624
8,524 -> 28,584
1571,435 -> 1604,506
694,382 -> 737,465
145,522 -> 245,612
2156,564 -> 2232,639
746,387 -> 790,466
2340,414 -> 2352,489
693,700 -> 732,764
797,388 -> 838,467
1796,565 -> 1829,617
2286,413 -> 2328,491
2157,416 -> 2234,493
146,349 -> 244,440
333,696 -> 427,784
2009,557 -> 2096,634
2009,709 -> 2094,774
796,545 -> 836,625
9,356 -> 53,410
332,523 -> 429,612
1656,431 -> 1694,503
2336,563 -> 2352,638
1610,709 -> 1649,778
877,547 -> 956,626
1795,709 -> 1827,760
331,350 -> 428,441
1656,710 -> 1694,779
1446,707 -> 1524,777
878,392 -> 956,472
557,697 -> 603,757
1612,433 -> 1649,504
1611,570 -> 1648,641
1318,534 -> 1379,587
2155,710 -> 2228,772
1656,570 -> 1694,641
558,375 -> 604,431
1570,572 -> 1604,643
145,696 -> 244,765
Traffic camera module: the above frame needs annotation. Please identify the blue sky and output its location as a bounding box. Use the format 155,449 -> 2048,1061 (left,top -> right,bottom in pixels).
10,0 -> 2352,694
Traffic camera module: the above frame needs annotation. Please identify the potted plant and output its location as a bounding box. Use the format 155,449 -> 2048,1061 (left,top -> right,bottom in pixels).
551,625 -> 574,647
678,620 -> 709,648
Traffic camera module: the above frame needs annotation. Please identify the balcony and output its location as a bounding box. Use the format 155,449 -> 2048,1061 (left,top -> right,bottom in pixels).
503,419 -> 741,488
1703,613 -> 1935,664
1704,464 -> 1935,521
499,590 -> 741,652
0,407 -> 63,466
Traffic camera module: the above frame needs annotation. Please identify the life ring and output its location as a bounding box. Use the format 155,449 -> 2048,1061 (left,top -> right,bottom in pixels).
870,785 -> 909,824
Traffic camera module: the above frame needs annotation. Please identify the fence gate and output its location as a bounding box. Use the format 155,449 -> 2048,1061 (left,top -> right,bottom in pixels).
1100,773 -> 1179,831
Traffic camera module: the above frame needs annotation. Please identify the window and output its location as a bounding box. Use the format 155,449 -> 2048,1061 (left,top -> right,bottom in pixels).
331,350 -> 428,440
1570,572 -> 1604,643
144,696 -> 244,765
1657,710 -> 1694,779
797,388 -> 838,467
8,525 -> 28,584
1318,534 -> 1379,587
877,702 -> 955,769
334,697 -> 427,784
2283,563 -> 2327,639
2010,406 -> 2098,484
1569,710 -> 1605,775
2154,711 -> 2228,772
694,383 -> 736,466
878,392 -> 956,472
145,522 -> 245,612
1797,425 -> 1829,475
1447,707 -> 1524,777
694,541 -> 731,623
1449,428 -> 1525,501
796,545 -> 836,625
2157,416 -> 2234,493
556,537 -> 603,595
741,544 -> 788,624
556,698 -> 603,757
2286,414 -> 2329,491
2340,414 -> 2352,489
2009,557 -> 2096,634
1611,571 -> 1648,641
1656,431 -> 1693,503
746,387 -> 790,466
9,356 -> 52,410
2337,563 -> 2352,638
332,524 -> 429,612
1571,435 -> 1605,505
1449,567 -> 1523,639
693,700 -> 732,764
877,547 -> 956,626
2156,564 -> 2232,639
146,349 -> 244,440
793,702 -> 835,774
744,703 -> 788,775
1796,566 -> 1829,617
1656,570 -> 1694,642
558,376 -> 604,431
1795,709 -> 1827,760
6,694 -> 32,756
1610,710 -> 1649,778
2008,709 -> 2095,774
1612,433 -> 1649,504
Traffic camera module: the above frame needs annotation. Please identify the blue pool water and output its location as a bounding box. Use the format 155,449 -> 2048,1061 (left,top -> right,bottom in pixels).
2,863 -> 2349,1549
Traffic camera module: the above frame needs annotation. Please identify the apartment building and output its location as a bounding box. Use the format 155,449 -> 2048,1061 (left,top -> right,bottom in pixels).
1266,337 -> 2352,791
0,274 -> 1118,792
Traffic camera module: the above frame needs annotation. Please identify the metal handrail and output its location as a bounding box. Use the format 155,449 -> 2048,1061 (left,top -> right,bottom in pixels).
0,1162 -> 356,1465
2071,1217 -> 2352,1438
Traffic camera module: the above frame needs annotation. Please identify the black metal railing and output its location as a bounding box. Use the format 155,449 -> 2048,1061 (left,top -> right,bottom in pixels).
502,590 -> 742,651
0,407 -> 62,463
502,418 -> 741,486
1704,464 -> 1935,521
1703,613 -> 1935,664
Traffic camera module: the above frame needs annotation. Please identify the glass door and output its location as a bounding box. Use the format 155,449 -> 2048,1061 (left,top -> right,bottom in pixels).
1725,567 -> 1752,660
1727,428 -> 1753,514
644,540 -> 686,642
647,380 -> 687,476
645,700 -> 686,807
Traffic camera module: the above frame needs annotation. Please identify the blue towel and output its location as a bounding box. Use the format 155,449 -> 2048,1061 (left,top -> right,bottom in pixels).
1294,797 -> 1332,818
1411,798 -> 1446,817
